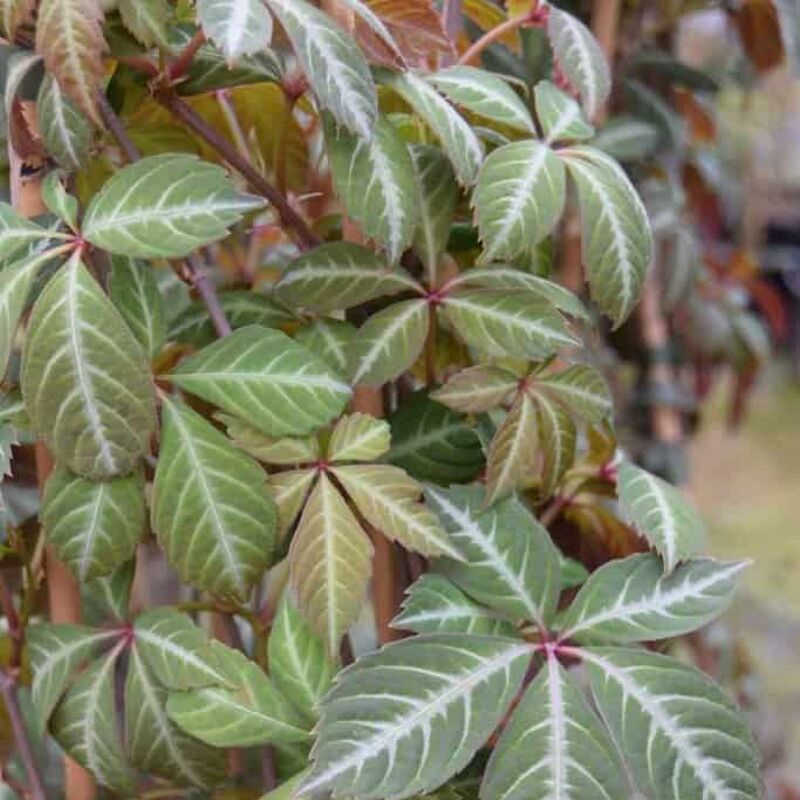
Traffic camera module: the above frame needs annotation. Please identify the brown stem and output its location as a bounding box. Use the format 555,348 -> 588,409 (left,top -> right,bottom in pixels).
441,0 -> 463,63
457,15 -> 529,66
97,93 -> 233,339
0,671 -> 47,800
154,90 -> 321,250
169,30 -> 207,79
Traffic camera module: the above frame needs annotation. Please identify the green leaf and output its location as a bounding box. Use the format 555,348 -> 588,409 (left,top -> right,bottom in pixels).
41,170 -> 79,230
300,634 -> 532,798
27,624 -> 119,722
167,641 -> 311,747
560,555 -> 589,589
169,290 -> 294,347
289,472 -> 373,656
179,39 -> 282,94
618,461 -> 707,573
268,595 -> 336,724
546,8 -> 610,120
379,69 -> 484,185
426,66 -> 534,133
663,226 -> 701,311
50,644 -> 135,795
533,80 -> 594,143
485,393 -> 538,505
274,242 -> 419,313
294,317 -> 355,374
220,413 -> 319,464
171,325 -> 351,437
325,114 -> 417,264
348,298 -> 430,386
559,146 -> 653,326
386,390 -> 484,484
333,463 -> 461,559
42,465 -> 144,581
108,255 -> 167,359
0,203 -> 49,262
265,0 -> 376,138
431,365 -> 519,414
133,607 -> 230,690
533,390 -> 576,498
392,573 -> 517,636
442,290 -> 578,360
197,0 -> 272,60
558,553 -> 748,643
482,653 -> 625,800
37,74 -> 92,170
126,643 -> 227,788
425,485 -> 561,625
152,397 -> 277,600
624,78 -> 684,150
328,413 -> 390,463
85,561 -> 134,622
82,154 -> 264,259
410,144 -> 459,282
592,115 -> 660,162
1,246 -> 65,380
269,468 -> 317,538
535,363 -> 612,423
118,0 -> 171,47
21,253 -> 157,479
583,647 -> 761,800
473,140 -> 565,263
452,267 -> 590,321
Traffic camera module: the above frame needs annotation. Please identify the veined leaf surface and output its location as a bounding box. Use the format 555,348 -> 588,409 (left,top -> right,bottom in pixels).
328,413 -> 391,462
37,74 -> 92,170
300,634 -> 532,798
431,365 -> 519,414
21,253 -> 156,479
425,485 -> 561,626
118,0 -> 171,46
42,466 -> 145,581
535,364 -> 612,423
171,325 -> 351,437
473,140 -> 565,263
534,80 -> 594,143
618,461 -> 706,573
265,0 -> 377,138
197,0 -> 273,61
82,154 -> 264,259
533,390 -> 576,499
220,414 -> 319,465
0,204 -> 50,262
151,397 -> 277,600
584,648 -> 761,800
558,554 -> 747,643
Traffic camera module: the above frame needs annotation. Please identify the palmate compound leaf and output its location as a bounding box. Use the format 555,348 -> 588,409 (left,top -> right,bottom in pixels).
289,472 -> 373,656
41,465 -> 145,581
424,484 -> 561,626
0,204 -> 51,262
300,634 -> 533,799
21,252 -> 157,479
332,463 -> 462,559
426,66 -> 535,134
270,467 -> 317,538
220,413 -> 320,465
378,69 -> 484,186
532,389 -> 577,499
118,0 -> 171,47
442,290 -> 579,362
167,640 -> 311,747
327,412 -> 391,462
294,317 -> 356,375
126,643 -> 227,788
347,298 -> 430,386
617,461 -> 707,574
559,146 -> 653,327
50,642 -> 134,795
35,0 -> 107,127
325,113 -> 417,264
274,242 -> 421,313
27,624 -> 120,722
196,0 -> 273,61
170,325 -> 351,437
0,0 -> 34,40
1,245 -> 67,380
36,74 -> 93,170
481,653 -> 625,800
392,573 -> 517,637
557,553 -> 748,644
472,140 -> 566,264
533,80 -> 595,144
583,647 -> 761,800
535,363 -> 613,424
81,154 -> 265,259
151,396 -> 277,601
268,595 -> 337,724
430,365 -> 519,414
133,607 -> 230,690
41,171 -> 79,231
546,7 -> 611,121
265,0 -> 377,138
